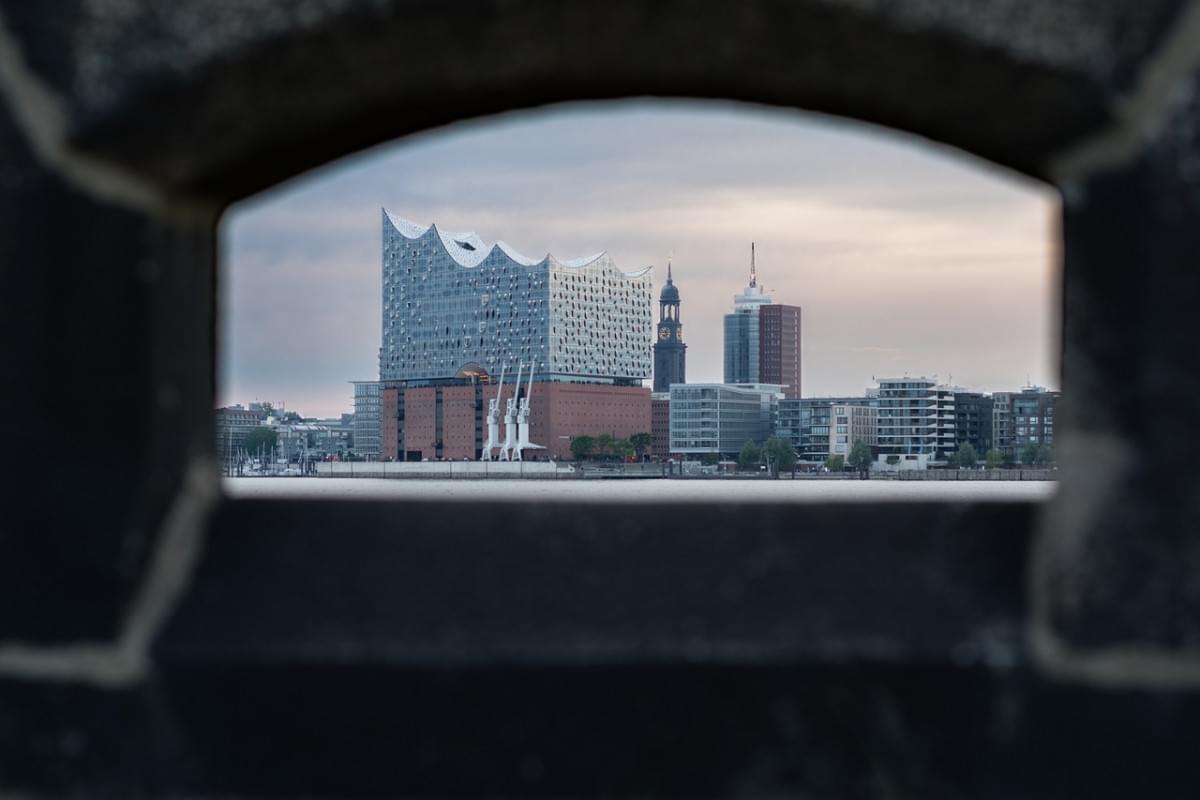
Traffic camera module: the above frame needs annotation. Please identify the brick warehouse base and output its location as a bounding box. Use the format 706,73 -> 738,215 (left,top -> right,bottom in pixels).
384,382 -> 651,461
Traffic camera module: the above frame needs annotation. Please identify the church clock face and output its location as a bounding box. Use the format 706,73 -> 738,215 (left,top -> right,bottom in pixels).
659,327 -> 671,341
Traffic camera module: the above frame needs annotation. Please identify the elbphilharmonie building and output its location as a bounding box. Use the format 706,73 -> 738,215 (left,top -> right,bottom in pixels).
381,210 -> 653,385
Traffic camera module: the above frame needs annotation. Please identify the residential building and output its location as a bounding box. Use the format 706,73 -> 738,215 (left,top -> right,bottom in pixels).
722,243 -> 801,398
830,401 -> 878,459
653,262 -> 686,392
1011,387 -> 1058,455
954,392 -> 994,458
215,404 -> 268,464
669,383 -> 783,458
992,392 -> 1015,457
777,397 -> 875,464
352,381 -> 381,459
875,377 -> 956,469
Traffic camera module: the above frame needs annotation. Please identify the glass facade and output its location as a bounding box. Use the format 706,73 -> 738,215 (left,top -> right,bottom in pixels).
352,381 -> 381,458
382,211 -> 652,385
777,397 -> 874,463
723,310 -> 759,384
668,383 -> 781,456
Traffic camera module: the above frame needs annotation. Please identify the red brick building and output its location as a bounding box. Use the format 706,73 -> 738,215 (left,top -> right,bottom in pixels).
651,393 -> 671,459
382,381 -> 651,461
759,303 -> 802,399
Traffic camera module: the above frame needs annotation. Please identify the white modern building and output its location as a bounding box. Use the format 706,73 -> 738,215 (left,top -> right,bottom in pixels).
381,210 -> 653,386
875,377 -> 956,469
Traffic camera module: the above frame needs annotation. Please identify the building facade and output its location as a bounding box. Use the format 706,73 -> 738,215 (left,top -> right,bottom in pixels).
777,397 -> 875,464
992,392 -> 1015,457
830,401 -> 878,459
669,383 -> 783,457
758,304 -> 802,400
651,392 -> 671,459
381,210 -> 652,386
875,377 -> 956,468
382,381 -> 650,462
722,244 -> 801,398
1011,387 -> 1058,456
954,392 -> 994,457
215,405 -> 268,464
352,381 -> 381,459
652,263 -> 686,392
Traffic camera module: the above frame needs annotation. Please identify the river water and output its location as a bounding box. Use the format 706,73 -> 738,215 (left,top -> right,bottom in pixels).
225,477 -> 1055,503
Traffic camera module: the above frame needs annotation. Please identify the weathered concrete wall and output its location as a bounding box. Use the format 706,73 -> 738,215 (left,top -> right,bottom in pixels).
4,0 -> 1200,795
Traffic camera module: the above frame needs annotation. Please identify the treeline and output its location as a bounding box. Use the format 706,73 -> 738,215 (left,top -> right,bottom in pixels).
569,432 -> 653,461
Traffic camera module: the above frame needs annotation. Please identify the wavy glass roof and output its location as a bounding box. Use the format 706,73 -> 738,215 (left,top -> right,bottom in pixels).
383,209 -> 650,276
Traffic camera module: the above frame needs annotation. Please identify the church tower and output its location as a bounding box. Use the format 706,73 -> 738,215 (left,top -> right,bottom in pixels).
653,260 -> 687,392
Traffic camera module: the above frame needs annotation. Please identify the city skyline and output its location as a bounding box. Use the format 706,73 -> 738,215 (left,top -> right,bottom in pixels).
221,99 -> 1059,418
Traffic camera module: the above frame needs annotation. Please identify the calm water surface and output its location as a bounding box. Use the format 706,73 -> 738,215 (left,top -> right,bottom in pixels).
225,477 -> 1055,503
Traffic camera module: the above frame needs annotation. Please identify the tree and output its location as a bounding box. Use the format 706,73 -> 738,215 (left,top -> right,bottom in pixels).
283,410 -> 302,423
825,454 -> 845,471
985,448 -> 1003,469
700,452 -> 719,466
242,426 -> 277,457
848,440 -> 873,472
612,438 -> 635,461
1035,445 -> 1054,466
630,432 -> 653,458
569,435 -> 595,461
955,442 -> 979,469
1020,443 -> 1039,465
738,440 -> 763,470
763,436 -> 796,477
595,433 -> 615,460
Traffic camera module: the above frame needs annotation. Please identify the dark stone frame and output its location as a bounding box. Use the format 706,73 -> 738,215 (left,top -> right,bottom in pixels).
5,1 -> 1200,794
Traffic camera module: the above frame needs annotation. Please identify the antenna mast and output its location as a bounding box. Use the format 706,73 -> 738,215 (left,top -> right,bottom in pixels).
750,242 -> 757,287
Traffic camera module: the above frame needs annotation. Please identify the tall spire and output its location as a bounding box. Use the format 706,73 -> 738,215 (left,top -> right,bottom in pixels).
667,256 -> 673,284
750,242 -> 757,288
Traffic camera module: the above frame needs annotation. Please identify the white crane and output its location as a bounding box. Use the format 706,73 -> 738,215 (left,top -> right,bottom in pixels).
479,363 -> 506,461
498,362 -> 522,461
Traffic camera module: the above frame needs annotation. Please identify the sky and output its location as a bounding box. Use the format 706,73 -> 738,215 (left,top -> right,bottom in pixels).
220,99 -> 1060,419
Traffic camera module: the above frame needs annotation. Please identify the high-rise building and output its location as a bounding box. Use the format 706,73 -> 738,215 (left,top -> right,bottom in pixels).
722,243 -> 801,398
377,212 -> 654,460
652,262 -> 686,392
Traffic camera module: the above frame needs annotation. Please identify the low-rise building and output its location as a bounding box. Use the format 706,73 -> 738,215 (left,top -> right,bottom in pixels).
651,392 -> 671,460
829,401 -> 878,460
669,383 -> 783,458
777,397 -> 875,464
1011,387 -> 1058,455
381,379 -> 651,461
876,377 -> 956,469
215,404 -> 268,464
